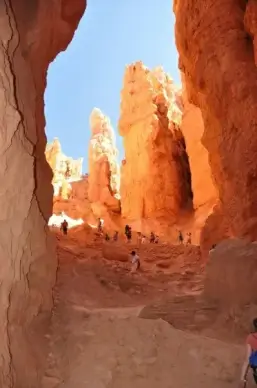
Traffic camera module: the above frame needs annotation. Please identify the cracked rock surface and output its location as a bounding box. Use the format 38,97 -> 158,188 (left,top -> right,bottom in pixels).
174,0 -> 257,240
0,1 -> 85,386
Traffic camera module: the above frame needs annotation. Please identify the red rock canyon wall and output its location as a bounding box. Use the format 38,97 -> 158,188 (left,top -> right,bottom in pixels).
119,62 -> 193,231
174,0 -> 257,240
180,73 -> 217,210
0,0 -> 86,386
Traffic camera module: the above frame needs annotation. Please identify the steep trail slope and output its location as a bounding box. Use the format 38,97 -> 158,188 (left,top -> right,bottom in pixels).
42,231 -> 250,387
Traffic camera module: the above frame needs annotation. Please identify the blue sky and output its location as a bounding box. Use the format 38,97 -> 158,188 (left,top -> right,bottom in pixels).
45,0 -> 180,172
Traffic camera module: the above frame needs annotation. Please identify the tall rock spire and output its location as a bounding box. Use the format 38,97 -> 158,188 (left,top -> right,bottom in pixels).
45,137 -> 83,198
88,108 -> 121,218
119,61 -> 192,226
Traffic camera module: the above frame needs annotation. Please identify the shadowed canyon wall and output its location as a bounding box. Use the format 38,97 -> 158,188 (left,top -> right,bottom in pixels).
0,0 -> 86,386
119,62 -> 193,232
174,0 -> 257,241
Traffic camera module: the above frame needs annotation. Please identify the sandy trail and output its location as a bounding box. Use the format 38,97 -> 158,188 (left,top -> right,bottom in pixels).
42,231 -> 255,387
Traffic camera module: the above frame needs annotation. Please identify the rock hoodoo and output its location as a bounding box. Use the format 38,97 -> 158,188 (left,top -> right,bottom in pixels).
119,61 -> 193,231
46,137 -> 83,198
174,0 -> 257,240
0,1 -> 86,387
88,108 -> 121,221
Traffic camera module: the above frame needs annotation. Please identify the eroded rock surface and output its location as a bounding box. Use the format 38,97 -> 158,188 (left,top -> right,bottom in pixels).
200,203 -> 232,256
53,175 -> 96,224
88,108 -> 121,219
180,72 -> 217,210
42,232 -> 244,388
0,0 -> 86,386
174,0 -> 257,240
205,239 -> 257,306
119,62 -> 193,230
46,137 -> 83,198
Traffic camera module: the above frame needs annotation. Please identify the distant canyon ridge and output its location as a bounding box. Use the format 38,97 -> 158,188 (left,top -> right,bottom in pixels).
46,61 -> 219,249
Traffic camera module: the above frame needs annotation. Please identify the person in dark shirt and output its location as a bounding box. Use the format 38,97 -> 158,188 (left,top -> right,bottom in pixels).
60,219 -> 68,235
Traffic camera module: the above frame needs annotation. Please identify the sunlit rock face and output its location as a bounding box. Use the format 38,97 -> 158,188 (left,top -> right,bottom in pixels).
174,0 -> 257,241
119,61 -> 192,231
180,73 -> 217,211
53,175 -> 96,225
88,108 -> 121,219
0,0 -> 86,386
45,138 -> 83,199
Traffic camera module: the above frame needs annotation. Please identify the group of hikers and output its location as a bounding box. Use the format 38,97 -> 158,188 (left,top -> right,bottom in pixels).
61,218 -> 193,247
178,230 -> 192,245
99,222 -> 160,245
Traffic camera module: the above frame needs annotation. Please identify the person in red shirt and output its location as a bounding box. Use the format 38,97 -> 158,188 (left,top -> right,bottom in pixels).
240,318 -> 257,386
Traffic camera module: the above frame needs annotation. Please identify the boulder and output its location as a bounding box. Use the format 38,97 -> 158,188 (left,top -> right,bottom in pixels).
204,239 -> 257,306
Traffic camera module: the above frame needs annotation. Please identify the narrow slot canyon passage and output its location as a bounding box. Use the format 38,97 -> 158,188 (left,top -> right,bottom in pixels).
1,1 -> 257,387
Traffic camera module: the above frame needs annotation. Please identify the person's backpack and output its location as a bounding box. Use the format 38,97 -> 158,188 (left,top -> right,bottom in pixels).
249,350 -> 257,369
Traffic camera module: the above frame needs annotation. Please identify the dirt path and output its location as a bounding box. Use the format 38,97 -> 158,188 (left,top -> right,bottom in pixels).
41,231 -> 255,387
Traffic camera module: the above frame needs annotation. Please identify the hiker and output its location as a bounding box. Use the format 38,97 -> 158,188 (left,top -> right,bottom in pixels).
137,232 -> 142,244
154,235 -> 159,244
150,232 -> 155,243
178,230 -> 184,244
209,244 -> 217,255
97,218 -> 103,233
141,235 -> 146,244
105,233 -> 110,241
240,318 -> 257,386
125,225 -> 132,243
125,224 -> 130,236
60,219 -> 68,235
130,250 -> 140,273
113,231 -> 118,241
186,232 -> 192,245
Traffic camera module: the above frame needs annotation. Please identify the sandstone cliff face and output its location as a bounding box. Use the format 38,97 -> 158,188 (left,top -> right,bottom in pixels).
46,137 -> 83,198
119,62 -> 192,228
53,175 -> 96,224
88,108 -> 121,219
180,73 -> 217,210
174,0 -> 257,240
0,1 -> 86,386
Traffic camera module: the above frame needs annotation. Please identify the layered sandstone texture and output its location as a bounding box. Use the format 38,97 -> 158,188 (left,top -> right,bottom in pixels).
88,108 -> 121,219
119,62 -> 193,226
0,0 -> 86,387
53,175 -> 96,224
46,137 -> 83,199
180,73 -> 217,210
174,0 -> 257,240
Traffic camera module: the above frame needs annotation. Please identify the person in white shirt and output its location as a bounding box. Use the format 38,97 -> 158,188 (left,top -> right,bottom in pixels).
130,250 -> 140,273
141,235 -> 146,244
